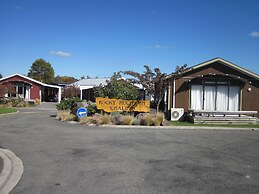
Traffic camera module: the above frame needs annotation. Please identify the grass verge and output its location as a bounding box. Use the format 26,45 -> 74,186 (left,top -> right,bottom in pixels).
171,121 -> 259,128
0,107 -> 17,114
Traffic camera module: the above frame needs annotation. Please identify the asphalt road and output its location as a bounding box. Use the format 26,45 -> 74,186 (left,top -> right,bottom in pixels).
0,107 -> 259,194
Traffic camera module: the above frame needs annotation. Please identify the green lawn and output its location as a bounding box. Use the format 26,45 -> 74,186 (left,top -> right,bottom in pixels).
0,107 -> 17,114
171,121 -> 259,128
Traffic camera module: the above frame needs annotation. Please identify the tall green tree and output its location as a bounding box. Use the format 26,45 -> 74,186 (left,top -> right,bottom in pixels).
27,59 -> 54,84
94,72 -> 139,100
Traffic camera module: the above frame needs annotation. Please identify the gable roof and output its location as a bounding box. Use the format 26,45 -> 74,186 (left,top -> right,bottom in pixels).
189,57 -> 259,79
167,57 -> 259,80
0,73 -> 61,89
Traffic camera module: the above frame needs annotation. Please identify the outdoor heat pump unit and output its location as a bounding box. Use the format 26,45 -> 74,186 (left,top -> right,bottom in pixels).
171,108 -> 184,121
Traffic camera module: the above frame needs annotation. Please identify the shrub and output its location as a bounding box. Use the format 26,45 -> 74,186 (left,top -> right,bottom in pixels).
142,113 -> 152,126
79,116 -> 89,125
135,112 -> 164,126
153,112 -> 164,126
87,114 -> 103,125
132,117 -> 141,125
56,97 -> 82,110
101,114 -> 111,125
63,85 -> 80,98
71,102 -> 84,115
86,103 -> 98,116
2,97 -> 28,107
56,111 -> 76,122
121,115 -> 134,125
35,98 -> 41,105
81,114 -> 112,125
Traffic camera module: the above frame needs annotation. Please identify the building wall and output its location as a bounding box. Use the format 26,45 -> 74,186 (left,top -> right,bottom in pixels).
0,75 -> 41,100
171,62 -> 259,118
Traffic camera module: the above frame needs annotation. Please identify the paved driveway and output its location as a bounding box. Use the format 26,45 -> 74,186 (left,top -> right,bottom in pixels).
0,107 -> 259,194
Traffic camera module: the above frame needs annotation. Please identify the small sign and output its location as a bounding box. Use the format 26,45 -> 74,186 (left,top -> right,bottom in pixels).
77,107 -> 87,118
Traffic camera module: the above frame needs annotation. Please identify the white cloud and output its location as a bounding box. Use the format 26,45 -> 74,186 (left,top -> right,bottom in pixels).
145,44 -> 173,49
154,44 -> 163,49
49,51 -> 72,57
249,31 -> 259,38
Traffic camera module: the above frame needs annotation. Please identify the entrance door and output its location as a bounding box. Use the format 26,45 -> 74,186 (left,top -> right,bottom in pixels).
17,85 -> 30,100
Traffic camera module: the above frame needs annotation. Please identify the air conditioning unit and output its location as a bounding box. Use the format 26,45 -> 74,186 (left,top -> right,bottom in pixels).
171,108 -> 184,121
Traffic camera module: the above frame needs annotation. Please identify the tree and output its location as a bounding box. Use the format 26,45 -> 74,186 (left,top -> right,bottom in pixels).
94,72 -> 139,100
27,59 -> 54,84
54,76 -> 77,83
63,85 -> 80,98
121,65 -> 166,112
175,64 -> 188,76
0,73 -> 2,79
0,84 -> 16,97
80,75 -> 91,79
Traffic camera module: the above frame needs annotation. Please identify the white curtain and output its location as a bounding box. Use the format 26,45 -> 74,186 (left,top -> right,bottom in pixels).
191,85 -> 203,110
229,86 -> 240,111
204,86 -> 216,110
216,86 -> 228,111
25,86 -> 30,100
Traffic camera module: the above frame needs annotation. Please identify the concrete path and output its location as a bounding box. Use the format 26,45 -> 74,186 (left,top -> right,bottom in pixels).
0,149 -> 23,194
0,157 -> 3,173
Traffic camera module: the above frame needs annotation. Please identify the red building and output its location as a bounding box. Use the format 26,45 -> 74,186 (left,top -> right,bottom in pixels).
0,74 -> 61,102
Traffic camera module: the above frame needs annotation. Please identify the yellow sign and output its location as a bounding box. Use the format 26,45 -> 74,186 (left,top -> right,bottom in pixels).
96,97 -> 150,113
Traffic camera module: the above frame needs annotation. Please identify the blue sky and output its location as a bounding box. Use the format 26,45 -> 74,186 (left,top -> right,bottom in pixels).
1,0 -> 259,79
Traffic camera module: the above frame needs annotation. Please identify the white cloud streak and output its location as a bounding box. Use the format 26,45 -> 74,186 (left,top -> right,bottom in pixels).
249,31 -> 259,38
49,51 -> 72,57
145,44 -> 173,49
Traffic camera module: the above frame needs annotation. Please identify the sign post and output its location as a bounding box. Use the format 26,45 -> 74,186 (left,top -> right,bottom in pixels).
77,107 -> 87,118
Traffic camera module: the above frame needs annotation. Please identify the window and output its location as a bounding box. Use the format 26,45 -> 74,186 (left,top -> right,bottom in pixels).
191,81 -> 240,111
12,84 -> 30,100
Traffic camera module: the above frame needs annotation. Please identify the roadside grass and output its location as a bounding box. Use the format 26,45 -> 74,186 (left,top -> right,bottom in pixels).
0,107 -> 17,114
171,121 -> 259,128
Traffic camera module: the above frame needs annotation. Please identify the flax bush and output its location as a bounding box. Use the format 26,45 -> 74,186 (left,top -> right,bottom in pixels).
153,112 -> 164,126
142,113 -> 152,126
136,112 -> 164,126
35,98 -> 41,105
132,117 -> 141,125
121,115 -> 134,125
79,116 -> 89,125
83,114 -> 111,125
101,114 -> 112,125
56,111 -> 76,122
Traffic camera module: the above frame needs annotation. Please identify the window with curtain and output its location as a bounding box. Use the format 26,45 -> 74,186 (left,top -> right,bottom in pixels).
216,86 -> 228,111
191,83 -> 240,111
229,86 -> 240,111
204,86 -> 216,111
191,85 -> 203,110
